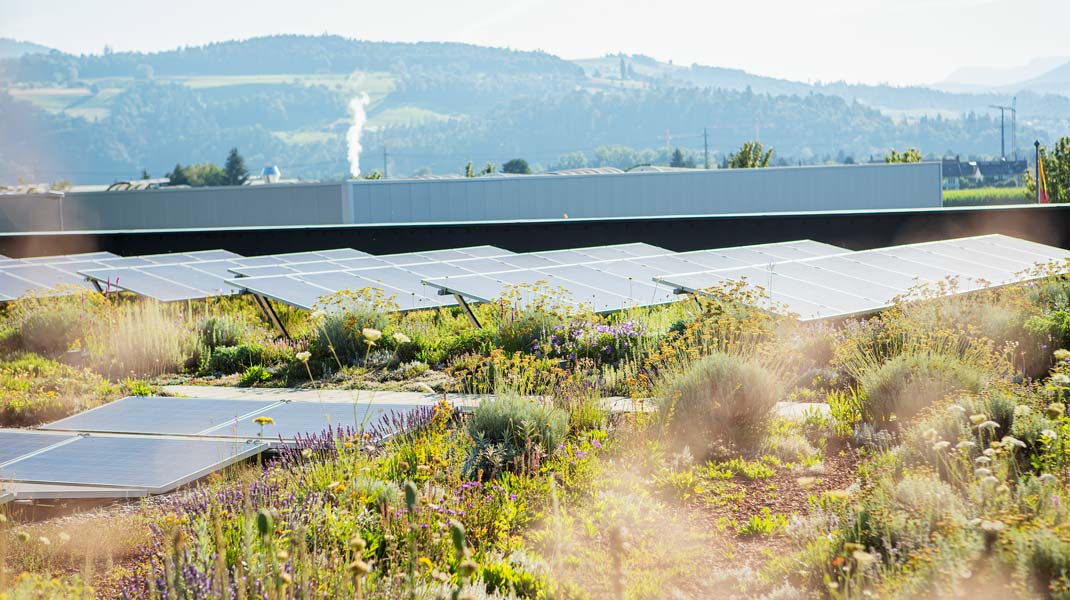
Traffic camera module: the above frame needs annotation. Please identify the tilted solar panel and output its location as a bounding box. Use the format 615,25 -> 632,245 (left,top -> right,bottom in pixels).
0,434 -> 266,493
654,235 -> 1070,322
41,396 -> 278,435
423,240 -> 851,314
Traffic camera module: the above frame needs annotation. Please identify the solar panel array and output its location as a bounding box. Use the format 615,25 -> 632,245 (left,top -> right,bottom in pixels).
77,249 -> 366,302
0,249 -> 242,302
223,244 -> 667,311
423,240 -> 847,313
655,234 -> 1070,321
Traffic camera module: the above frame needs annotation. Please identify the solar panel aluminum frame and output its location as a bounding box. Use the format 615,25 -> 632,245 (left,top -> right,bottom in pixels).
0,490 -> 13,504
40,396 -> 282,437
1,483 -> 149,501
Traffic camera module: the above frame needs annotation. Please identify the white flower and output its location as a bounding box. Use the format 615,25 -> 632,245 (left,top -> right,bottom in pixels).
983,448 -> 997,457
974,467 -> 992,478
295,351 -> 311,363
923,428 -> 939,441
392,332 -> 412,344
1040,473 -> 1058,485
975,456 -> 992,465
947,405 -> 966,414
361,328 -> 382,342
932,441 -> 951,451
956,441 -> 976,451
981,476 -> 1000,487
978,420 -> 1000,431
1041,429 -> 1058,440
1001,436 -> 1026,449
1052,373 -> 1070,386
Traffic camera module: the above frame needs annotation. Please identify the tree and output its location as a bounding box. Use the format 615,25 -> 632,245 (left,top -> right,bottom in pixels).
166,163 -> 189,186
464,162 -> 475,178
552,151 -> 588,170
480,162 -> 497,175
224,147 -> 249,186
184,163 -> 227,187
501,158 -> 531,174
140,168 -> 151,179
362,170 -> 383,180
1027,136 -> 1070,203
727,141 -> 773,169
670,148 -> 686,168
884,148 -> 922,163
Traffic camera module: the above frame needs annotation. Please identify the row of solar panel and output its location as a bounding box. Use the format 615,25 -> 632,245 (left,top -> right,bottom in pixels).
0,396 -> 423,501
3,235 -> 1068,323
655,235 -> 1070,321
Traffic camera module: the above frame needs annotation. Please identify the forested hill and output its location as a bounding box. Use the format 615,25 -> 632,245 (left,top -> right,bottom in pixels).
0,35 -> 1066,184
0,34 -> 583,80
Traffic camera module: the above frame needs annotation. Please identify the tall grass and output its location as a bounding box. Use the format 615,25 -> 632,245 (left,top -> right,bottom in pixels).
85,301 -> 192,378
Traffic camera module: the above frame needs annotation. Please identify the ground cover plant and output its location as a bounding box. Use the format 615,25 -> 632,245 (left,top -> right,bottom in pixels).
5,266 -> 1070,598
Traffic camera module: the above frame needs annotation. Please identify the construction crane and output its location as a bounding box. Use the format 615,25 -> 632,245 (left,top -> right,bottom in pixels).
989,102 -> 1017,160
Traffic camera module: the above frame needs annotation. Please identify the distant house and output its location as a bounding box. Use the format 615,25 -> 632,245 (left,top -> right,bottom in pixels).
941,157 -> 1026,189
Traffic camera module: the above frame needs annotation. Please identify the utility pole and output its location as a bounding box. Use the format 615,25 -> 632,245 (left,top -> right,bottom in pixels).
703,127 -> 710,170
1012,97 -> 1017,161
382,146 -> 389,179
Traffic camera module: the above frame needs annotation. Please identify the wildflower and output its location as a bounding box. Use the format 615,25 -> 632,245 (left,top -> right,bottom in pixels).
1041,429 -> 1059,440
295,351 -> 311,363
1055,349 -> 1070,362
923,428 -> 939,441
979,520 -> 1005,534
350,559 -> 371,575
974,467 -> 992,478
301,448 -> 314,459
981,475 -> 1000,487
932,441 -> 951,451
38,536 -> 50,546
983,448 -> 996,457
362,328 -> 382,342
392,332 -> 411,344
1040,473 -> 1058,485
947,405 -> 966,414
977,420 -> 1000,431
1047,403 -> 1066,419
1002,436 -> 1026,449
58,532 -> 70,544
15,531 -> 30,543
1053,374 -> 1070,386
253,416 -> 275,426
969,414 -> 988,425
956,441 -> 976,450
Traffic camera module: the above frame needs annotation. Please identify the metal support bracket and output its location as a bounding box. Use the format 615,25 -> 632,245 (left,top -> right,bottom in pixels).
452,293 -> 482,329
252,293 -> 291,341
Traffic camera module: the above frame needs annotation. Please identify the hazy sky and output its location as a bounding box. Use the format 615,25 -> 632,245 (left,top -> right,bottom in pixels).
2,0 -> 1067,85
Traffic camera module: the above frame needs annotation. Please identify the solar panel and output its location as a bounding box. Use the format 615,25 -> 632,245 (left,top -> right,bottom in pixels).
423,240 -> 850,313
41,396 -> 278,435
19,251 -> 120,264
0,430 -> 78,464
655,235 -> 1070,321
201,401 -> 424,441
0,490 -> 13,504
81,261 -> 250,301
0,435 -> 266,493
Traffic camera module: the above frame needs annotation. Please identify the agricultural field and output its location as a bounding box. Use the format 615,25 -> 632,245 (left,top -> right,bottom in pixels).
943,186 -> 1033,207
4,270 -> 1070,599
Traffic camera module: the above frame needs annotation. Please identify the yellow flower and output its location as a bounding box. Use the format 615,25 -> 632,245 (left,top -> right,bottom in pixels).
253,416 -> 275,426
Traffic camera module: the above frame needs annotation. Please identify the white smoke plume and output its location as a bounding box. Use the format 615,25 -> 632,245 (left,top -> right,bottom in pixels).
346,93 -> 371,178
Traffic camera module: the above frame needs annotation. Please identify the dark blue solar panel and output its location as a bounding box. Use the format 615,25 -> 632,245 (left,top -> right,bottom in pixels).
0,431 -> 76,464
41,396 -> 278,435
0,435 -> 266,491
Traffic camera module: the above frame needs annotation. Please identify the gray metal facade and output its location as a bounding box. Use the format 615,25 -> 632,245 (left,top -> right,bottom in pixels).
349,162 -> 941,223
0,162 -> 940,232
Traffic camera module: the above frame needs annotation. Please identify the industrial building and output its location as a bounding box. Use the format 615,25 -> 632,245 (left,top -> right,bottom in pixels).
0,161 -> 942,233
